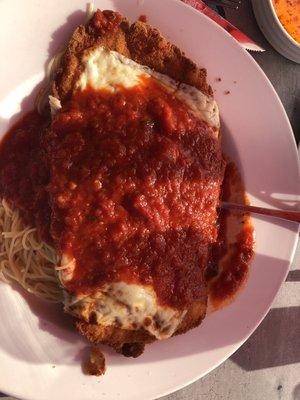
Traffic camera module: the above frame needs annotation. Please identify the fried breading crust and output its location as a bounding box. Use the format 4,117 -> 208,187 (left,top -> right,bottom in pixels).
52,10 -> 212,102
76,300 -> 207,357
52,9 -> 215,357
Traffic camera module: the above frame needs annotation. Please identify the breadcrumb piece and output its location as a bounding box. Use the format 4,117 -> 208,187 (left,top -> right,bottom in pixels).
84,346 -> 106,376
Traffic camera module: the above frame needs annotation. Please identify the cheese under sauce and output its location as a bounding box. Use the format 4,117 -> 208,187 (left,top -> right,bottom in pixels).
76,46 -> 220,129
64,282 -> 186,339
58,255 -> 186,339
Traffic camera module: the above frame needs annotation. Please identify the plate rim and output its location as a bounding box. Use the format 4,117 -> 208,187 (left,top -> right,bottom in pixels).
0,0 -> 299,399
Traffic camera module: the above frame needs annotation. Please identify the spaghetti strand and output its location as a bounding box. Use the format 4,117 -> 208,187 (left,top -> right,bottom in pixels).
0,199 -> 63,303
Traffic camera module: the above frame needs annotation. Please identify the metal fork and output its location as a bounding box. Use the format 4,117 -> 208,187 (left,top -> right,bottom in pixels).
204,0 -> 241,9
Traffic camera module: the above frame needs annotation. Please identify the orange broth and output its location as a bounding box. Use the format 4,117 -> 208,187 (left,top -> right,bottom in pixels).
272,0 -> 300,43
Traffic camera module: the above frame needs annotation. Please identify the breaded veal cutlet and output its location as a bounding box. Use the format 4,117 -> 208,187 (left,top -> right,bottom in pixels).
48,9 -> 223,358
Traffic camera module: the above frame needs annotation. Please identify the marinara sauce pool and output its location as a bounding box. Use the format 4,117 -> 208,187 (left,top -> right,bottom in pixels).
0,79 -> 254,310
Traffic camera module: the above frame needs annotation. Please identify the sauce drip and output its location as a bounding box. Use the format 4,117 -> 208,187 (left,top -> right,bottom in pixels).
207,162 -> 255,308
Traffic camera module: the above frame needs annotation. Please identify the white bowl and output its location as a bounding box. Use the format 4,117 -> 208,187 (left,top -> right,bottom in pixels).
252,0 -> 300,63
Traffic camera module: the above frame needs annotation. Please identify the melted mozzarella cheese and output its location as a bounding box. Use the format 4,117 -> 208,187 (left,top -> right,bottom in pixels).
77,47 -> 145,92
76,46 -> 220,129
59,255 -> 185,339
64,282 -> 186,340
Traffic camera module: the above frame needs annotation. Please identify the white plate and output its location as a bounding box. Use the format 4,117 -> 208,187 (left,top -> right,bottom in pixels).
0,1 -> 299,399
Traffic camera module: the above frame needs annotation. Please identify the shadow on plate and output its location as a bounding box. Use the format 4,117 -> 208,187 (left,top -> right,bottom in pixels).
0,282 -> 86,365
222,120 -> 300,214
0,81 -> 44,134
0,250 -> 293,367
47,10 -> 85,60
100,252 -> 294,367
293,383 -> 300,400
0,10 -> 85,135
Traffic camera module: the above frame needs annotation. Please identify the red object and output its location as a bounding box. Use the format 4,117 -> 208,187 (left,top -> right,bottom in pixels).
45,80 -> 225,307
181,0 -> 264,52
91,9 -> 122,34
0,111 -> 52,243
207,162 -> 254,306
0,87 -> 254,309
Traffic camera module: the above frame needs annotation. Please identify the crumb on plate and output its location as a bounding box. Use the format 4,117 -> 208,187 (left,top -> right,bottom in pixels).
84,346 -> 106,376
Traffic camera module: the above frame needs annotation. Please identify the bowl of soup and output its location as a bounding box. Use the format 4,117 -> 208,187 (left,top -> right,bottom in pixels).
252,0 -> 300,63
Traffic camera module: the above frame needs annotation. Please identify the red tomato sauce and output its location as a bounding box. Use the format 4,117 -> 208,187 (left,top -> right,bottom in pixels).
0,111 -> 52,243
207,162 -> 255,308
45,79 -> 225,308
91,9 -> 123,35
0,79 -> 254,310
138,15 -> 148,23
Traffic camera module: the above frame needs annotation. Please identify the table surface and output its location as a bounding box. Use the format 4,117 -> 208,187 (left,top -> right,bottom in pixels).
1,1 -> 299,399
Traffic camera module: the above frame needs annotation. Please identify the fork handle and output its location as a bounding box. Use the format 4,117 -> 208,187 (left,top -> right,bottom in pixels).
220,202 -> 300,223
